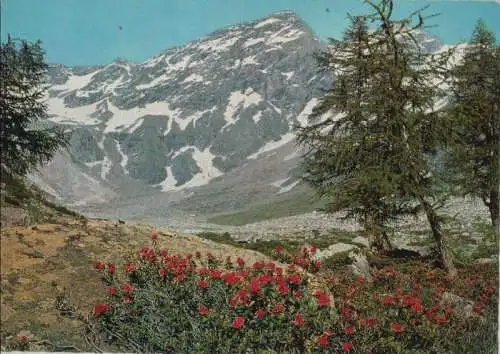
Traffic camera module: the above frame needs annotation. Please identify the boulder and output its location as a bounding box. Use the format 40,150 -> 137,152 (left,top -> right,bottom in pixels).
474,257 -> 497,265
313,243 -> 358,261
347,249 -> 372,281
351,236 -> 370,248
440,292 -> 484,321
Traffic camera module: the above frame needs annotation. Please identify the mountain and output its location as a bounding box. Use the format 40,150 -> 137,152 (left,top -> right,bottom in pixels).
32,11 -> 445,223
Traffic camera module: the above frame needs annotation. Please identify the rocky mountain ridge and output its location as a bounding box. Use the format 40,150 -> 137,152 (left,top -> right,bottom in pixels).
33,11 -> 446,220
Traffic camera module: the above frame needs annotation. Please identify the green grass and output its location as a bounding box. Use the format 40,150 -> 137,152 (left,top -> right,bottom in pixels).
196,231 -> 304,259
207,193 -> 328,226
196,229 -> 360,263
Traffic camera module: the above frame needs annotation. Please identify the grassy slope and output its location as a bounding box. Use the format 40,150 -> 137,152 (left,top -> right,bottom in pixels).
207,188 -> 328,226
1,173 -> 82,227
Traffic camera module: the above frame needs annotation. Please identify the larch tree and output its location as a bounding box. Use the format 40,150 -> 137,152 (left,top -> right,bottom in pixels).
0,36 -> 68,180
448,19 -> 500,234
297,0 -> 458,276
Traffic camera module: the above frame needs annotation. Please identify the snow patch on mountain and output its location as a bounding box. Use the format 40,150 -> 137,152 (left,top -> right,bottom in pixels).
104,101 -> 179,133
46,97 -> 101,126
159,146 -> 222,192
242,56 -> 260,66
183,73 -> 204,83
268,28 -> 305,44
270,178 -> 289,188
115,140 -> 129,174
101,156 -> 111,180
281,71 -> 295,80
196,36 -> 240,52
243,37 -> 267,48
136,73 -> 170,89
247,133 -> 295,159
277,180 -> 300,194
223,88 -> 263,125
51,71 -> 99,92
254,18 -> 282,29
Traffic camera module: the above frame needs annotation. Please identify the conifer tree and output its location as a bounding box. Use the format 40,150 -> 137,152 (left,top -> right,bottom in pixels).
297,0 -> 457,275
0,36 -> 68,179
448,19 -> 500,233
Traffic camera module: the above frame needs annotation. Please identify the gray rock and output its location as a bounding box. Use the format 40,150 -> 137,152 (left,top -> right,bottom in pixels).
474,257 -> 497,265
440,292 -> 483,321
347,250 -> 372,281
313,243 -> 358,260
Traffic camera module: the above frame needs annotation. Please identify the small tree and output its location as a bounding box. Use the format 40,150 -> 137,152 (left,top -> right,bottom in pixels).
448,19 -> 500,233
0,36 -> 67,179
297,0 -> 457,275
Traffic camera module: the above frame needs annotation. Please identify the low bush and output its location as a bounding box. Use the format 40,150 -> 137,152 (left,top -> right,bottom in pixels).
90,232 -> 498,353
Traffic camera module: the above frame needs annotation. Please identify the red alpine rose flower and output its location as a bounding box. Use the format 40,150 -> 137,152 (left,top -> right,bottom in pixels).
209,270 -> 222,280
342,342 -> 353,352
254,309 -> 266,319
275,244 -> 282,253
252,262 -> 263,270
159,249 -> 168,257
391,323 -> 405,333
278,283 -> 290,295
344,325 -> 355,336
272,303 -> 284,314
265,262 -> 276,271
249,279 -> 261,294
124,263 -> 135,273
159,268 -> 167,277
314,290 -> 331,307
197,279 -> 209,289
232,316 -> 245,329
198,305 -> 209,316
292,312 -> 305,326
382,295 -> 394,305
237,257 -> 245,268
318,334 -> 329,347
93,303 -> 110,317
93,261 -> 105,272
121,283 -> 134,293
106,286 -> 117,296
107,263 -> 115,274
258,274 -> 272,284
287,274 -> 301,285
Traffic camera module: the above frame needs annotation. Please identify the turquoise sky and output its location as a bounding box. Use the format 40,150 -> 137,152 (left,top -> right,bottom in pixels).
1,0 -> 499,66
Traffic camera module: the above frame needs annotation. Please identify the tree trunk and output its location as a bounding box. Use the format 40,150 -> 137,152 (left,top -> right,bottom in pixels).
488,189 -> 499,236
420,199 -> 457,278
366,217 -> 392,253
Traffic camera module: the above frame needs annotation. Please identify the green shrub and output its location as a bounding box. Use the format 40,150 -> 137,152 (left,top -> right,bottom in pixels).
90,236 -> 498,353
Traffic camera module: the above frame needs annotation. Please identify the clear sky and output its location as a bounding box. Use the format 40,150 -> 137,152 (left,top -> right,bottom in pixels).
1,0 -> 499,67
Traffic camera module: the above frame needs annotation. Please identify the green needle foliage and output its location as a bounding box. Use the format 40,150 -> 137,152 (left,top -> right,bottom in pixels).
0,36 -> 68,179
297,0 -> 457,275
447,19 -> 500,234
